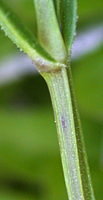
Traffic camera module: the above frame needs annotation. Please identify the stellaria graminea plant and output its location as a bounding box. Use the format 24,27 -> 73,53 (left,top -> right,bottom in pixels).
0,0 -> 95,199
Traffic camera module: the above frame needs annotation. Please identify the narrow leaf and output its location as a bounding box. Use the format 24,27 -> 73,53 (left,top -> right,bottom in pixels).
0,0 -> 59,71
53,0 -> 61,25
61,0 -> 77,53
34,0 -> 66,63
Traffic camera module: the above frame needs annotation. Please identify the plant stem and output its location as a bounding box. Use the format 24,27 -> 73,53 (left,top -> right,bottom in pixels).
42,67 -> 95,200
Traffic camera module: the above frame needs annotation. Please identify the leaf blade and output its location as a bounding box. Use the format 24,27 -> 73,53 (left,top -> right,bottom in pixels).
34,0 -> 67,63
0,0 -> 59,70
61,0 -> 77,53
53,0 -> 61,25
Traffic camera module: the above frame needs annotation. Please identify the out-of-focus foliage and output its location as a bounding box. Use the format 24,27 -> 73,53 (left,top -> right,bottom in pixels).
73,48 -> 103,121
0,108 -> 103,200
0,0 -> 103,200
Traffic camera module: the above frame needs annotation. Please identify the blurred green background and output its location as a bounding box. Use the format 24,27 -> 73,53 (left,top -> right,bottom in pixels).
0,0 -> 103,199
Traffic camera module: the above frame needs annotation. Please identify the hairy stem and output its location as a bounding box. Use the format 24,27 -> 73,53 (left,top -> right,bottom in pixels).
42,67 -> 95,200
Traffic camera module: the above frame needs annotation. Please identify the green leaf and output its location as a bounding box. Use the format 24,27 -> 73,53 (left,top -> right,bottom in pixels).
60,0 -> 77,53
53,0 -> 61,25
33,0 -> 67,63
0,0 -> 61,72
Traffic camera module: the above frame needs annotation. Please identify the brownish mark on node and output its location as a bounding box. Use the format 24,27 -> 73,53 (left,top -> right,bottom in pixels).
33,60 -> 62,73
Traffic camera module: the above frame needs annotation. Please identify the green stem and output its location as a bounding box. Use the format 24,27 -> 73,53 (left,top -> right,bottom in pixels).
42,67 -> 95,200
